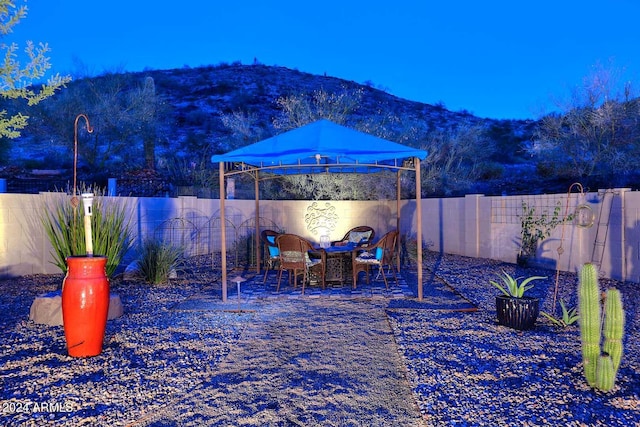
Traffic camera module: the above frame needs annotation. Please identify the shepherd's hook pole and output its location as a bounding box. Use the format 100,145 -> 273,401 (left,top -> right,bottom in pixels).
72,114 -> 94,208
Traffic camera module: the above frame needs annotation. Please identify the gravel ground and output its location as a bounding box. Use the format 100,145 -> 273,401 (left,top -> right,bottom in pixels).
391,253 -> 639,426
0,252 -> 638,426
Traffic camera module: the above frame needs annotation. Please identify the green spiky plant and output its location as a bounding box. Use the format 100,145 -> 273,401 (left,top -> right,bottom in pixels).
41,189 -> 134,278
134,239 -> 183,285
541,299 -> 579,328
490,270 -> 546,298
578,263 -> 625,392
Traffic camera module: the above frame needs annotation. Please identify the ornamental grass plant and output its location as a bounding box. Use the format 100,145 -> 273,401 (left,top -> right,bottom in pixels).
41,189 -> 134,278
135,239 -> 184,285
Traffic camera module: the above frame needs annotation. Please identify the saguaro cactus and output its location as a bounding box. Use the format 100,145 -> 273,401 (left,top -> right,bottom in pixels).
578,263 -> 625,392
579,263 -> 601,386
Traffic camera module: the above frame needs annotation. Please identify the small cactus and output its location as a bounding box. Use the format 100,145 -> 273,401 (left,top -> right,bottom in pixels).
578,263 -> 625,392
603,288 -> 624,372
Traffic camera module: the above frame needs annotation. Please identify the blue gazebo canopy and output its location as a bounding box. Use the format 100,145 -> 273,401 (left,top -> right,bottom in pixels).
211,119 -> 427,174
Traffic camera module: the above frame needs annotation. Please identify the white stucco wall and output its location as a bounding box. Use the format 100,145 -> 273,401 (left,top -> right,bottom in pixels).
1,188 -> 639,284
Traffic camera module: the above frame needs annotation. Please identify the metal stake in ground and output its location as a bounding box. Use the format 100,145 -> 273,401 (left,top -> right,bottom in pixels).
231,276 -> 246,313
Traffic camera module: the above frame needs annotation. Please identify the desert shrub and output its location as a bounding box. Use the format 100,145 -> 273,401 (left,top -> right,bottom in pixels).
420,123 -> 495,196
273,86 -> 363,131
530,64 -> 640,179
478,161 -> 504,180
135,239 -> 184,285
41,189 -> 134,277
278,173 -> 397,201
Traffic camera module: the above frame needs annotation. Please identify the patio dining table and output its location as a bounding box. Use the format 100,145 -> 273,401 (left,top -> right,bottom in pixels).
312,242 -> 361,284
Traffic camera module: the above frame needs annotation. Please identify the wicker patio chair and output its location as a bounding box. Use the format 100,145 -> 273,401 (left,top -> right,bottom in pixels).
333,226 -> 375,247
351,230 -> 399,289
275,233 -> 326,293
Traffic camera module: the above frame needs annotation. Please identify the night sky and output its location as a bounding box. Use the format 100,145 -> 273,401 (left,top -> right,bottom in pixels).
6,0 -> 640,120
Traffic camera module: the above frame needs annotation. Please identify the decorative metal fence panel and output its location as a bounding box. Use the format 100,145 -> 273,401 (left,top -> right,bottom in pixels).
491,194 -> 566,224
147,214 -> 284,270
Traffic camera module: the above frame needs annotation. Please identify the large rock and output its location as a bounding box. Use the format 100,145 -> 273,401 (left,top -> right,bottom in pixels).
29,290 -> 124,326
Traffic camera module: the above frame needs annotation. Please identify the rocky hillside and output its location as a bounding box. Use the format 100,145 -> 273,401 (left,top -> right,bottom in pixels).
3,62 -> 541,196
143,63 -> 520,153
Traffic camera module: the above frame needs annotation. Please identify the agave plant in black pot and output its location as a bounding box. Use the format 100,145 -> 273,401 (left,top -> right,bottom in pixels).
490,270 -> 546,330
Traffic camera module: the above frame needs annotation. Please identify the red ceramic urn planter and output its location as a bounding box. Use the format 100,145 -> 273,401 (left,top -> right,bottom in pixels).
61,255 -> 109,357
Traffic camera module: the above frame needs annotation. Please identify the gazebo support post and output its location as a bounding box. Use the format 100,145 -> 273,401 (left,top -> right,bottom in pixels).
255,171 -> 260,274
415,157 -> 423,301
219,162 -> 228,302
396,170 -> 401,273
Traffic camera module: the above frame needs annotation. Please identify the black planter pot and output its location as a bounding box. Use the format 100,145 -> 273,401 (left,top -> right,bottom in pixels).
495,295 -> 540,330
